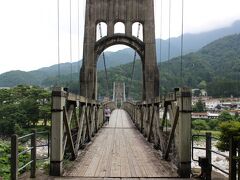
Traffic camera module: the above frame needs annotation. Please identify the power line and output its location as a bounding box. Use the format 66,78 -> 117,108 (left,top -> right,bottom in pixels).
98,23 -> 110,98
78,0 -> 80,68
69,0 -> 73,82
57,0 -> 60,85
167,0 -> 171,63
180,0 -> 184,87
129,23 -> 141,98
159,0 -> 163,96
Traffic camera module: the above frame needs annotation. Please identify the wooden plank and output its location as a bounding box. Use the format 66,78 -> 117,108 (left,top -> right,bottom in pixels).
64,109 -> 178,178
63,107 -> 76,159
84,129 -> 109,176
164,106 -> 179,160
94,106 -> 98,133
67,104 -> 75,126
120,128 -> 131,177
147,105 -> 155,142
75,105 -> 86,154
85,106 -> 92,141
161,105 -> 168,128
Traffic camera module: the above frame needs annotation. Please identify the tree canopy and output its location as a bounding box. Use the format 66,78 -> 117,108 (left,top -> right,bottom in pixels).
0,85 -> 51,135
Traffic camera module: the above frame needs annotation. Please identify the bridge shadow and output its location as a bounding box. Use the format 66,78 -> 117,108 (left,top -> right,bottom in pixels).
62,109 -> 178,178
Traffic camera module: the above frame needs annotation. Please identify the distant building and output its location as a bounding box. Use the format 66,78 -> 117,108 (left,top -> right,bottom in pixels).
192,112 -> 219,119
0,87 -> 10,89
200,89 -> 207,96
205,99 -> 221,110
192,89 -> 207,97
228,110 -> 240,116
192,112 -> 208,119
207,112 -> 219,119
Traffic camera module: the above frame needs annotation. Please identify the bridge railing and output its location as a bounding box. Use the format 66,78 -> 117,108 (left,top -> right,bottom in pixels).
122,87 -> 192,178
50,87 -> 116,176
10,130 -> 49,180
192,132 -> 240,180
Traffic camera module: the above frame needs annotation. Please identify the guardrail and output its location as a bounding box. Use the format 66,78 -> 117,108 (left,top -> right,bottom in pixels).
192,132 -> 240,180
11,130 -> 49,180
123,87 -> 192,178
50,87 -> 117,176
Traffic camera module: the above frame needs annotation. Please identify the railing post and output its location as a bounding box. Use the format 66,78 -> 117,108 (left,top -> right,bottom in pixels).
50,87 -> 66,176
11,134 -> 18,180
30,130 -> 36,178
238,141 -> 240,180
229,136 -> 237,180
176,87 -> 192,178
205,132 -> 212,180
140,106 -> 144,133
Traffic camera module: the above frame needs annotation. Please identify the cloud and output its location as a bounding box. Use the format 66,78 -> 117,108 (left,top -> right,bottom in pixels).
0,0 -> 240,74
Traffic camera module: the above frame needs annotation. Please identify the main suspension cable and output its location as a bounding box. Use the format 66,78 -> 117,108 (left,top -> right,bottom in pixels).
77,0 -> 80,71
57,0 -> 60,85
69,0 -> 73,82
128,23 -> 141,98
167,0 -> 172,63
79,0 -> 86,95
180,0 -> 184,86
159,0 -> 163,96
99,23 -> 110,98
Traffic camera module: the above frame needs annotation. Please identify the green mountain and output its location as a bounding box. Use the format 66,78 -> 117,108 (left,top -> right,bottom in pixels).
157,20 -> 240,61
40,34 -> 240,99
159,34 -> 240,97
1,20 -> 240,87
97,32 -> 240,99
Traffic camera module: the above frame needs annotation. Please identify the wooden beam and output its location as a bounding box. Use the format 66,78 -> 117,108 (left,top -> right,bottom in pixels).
161,105 -> 168,128
74,105 -> 86,154
164,106 -> 179,160
63,107 -> 76,159
147,105 -> 155,142
85,106 -> 92,141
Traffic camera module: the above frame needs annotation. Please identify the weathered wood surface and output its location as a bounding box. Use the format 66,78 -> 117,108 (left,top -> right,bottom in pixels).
53,178 -> 187,180
64,109 -> 178,178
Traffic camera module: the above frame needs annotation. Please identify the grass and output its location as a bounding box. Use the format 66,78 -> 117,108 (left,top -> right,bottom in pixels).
19,125 -> 50,139
192,130 -> 221,137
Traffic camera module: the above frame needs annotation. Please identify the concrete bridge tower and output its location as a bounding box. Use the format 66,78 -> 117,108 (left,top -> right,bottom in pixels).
80,0 -> 159,100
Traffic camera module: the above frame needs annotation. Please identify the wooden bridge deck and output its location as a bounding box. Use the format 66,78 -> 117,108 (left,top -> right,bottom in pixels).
64,109 -> 178,178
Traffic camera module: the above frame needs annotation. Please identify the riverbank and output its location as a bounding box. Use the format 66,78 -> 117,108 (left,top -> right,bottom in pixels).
192,141 -> 229,177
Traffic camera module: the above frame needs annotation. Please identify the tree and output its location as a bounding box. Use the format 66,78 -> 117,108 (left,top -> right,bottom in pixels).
218,111 -> 233,122
193,100 -> 205,112
207,119 -> 219,130
198,80 -> 207,90
217,121 -> 240,151
193,89 -> 201,97
192,119 -> 209,131
20,99 -> 40,126
234,112 -> 240,121
0,85 -> 51,135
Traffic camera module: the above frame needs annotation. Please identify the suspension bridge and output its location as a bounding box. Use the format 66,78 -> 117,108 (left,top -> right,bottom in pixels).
8,0 -> 239,179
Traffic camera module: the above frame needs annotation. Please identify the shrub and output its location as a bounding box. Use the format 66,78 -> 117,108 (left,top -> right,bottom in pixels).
217,121 -> 240,151
207,119 -> 220,130
218,111 -> 233,122
192,119 -> 209,131
0,141 -> 31,179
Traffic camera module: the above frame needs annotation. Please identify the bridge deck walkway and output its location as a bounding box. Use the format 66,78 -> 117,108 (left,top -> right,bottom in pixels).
64,109 -> 178,178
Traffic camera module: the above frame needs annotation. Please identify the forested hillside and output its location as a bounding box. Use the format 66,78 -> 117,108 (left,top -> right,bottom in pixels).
160,34 -> 240,97
1,20 -> 240,87
39,34 -> 240,99
0,34 -> 240,99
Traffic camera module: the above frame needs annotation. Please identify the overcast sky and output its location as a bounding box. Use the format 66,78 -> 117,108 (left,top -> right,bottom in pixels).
0,0 -> 240,74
